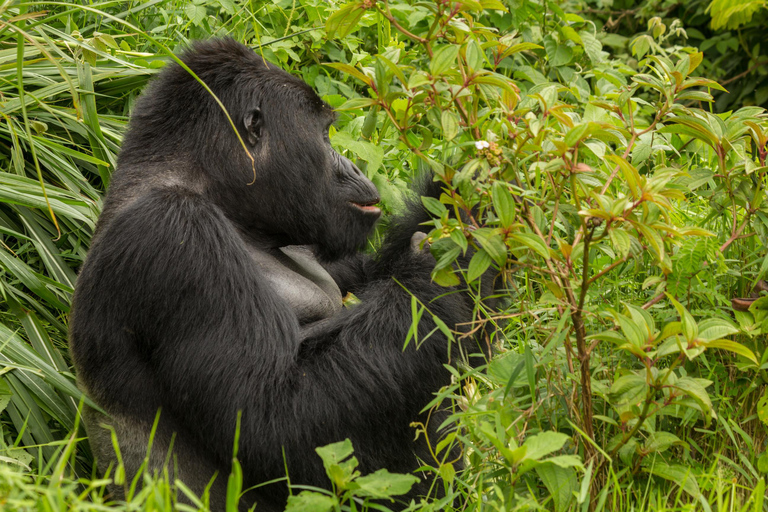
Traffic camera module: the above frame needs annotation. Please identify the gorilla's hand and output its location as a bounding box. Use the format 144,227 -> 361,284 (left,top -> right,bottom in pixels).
410,232 -> 431,256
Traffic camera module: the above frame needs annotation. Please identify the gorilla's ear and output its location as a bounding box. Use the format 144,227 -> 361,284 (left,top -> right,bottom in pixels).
244,107 -> 262,146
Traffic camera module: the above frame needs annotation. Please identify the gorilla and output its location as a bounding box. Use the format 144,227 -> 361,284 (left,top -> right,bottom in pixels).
70,38 -> 488,511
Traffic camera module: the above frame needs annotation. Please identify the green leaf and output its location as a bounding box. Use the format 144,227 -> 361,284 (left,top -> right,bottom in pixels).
609,229 -> 631,259
421,196 -> 447,216
441,110 -> 460,141
432,266 -> 461,287
316,439 -> 360,489
430,45 -> 459,76
580,30 -> 603,63
473,231 -> 508,266
285,491 -> 336,512
521,431 -> 570,461
696,318 -> 739,342
324,63 -> 372,87
326,3 -> 366,38
564,123 -> 590,147
610,373 -> 647,403
464,39 -> 484,71
536,463 -> 577,512
433,246 -> 461,272
467,249 -> 492,282
676,237 -> 708,275
700,339 -> 758,364
492,182 -> 515,228
184,4 -> 207,26
613,312 -> 646,347
673,377 -> 714,423
642,461 -> 701,500
509,233 -> 550,260
667,295 -> 698,342
353,469 -> 419,498
644,432 -> 687,453
758,389 -> 768,426
606,155 -> 642,199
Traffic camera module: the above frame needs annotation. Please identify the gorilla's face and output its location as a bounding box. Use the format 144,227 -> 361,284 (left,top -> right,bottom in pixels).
317,123 -> 381,260
235,74 -> 381,260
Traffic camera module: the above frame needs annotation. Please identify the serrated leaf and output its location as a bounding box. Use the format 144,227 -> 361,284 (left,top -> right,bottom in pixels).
676,237 -> 707,275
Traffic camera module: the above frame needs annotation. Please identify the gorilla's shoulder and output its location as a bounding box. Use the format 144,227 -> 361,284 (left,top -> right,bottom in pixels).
94,186 -> 237,259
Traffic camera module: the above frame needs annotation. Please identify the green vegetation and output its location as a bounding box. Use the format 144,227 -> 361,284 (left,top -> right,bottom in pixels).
1,0 -> 768,510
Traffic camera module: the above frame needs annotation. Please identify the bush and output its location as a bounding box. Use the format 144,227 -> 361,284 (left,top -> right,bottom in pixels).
1,1 -> 767,510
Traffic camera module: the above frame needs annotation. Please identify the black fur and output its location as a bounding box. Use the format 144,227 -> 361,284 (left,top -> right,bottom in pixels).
70,38 -> 485,511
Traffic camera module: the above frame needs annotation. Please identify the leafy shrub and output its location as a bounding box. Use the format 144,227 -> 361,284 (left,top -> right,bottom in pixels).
1,1 -> 768,511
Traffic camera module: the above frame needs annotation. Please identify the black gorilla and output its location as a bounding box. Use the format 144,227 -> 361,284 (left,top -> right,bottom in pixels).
70,38 -> 486,511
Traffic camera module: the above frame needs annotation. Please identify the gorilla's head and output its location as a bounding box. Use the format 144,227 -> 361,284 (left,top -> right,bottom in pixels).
118,38 -> 380,260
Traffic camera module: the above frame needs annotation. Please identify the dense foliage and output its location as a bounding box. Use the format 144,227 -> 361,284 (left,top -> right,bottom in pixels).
0,0 -> 767,510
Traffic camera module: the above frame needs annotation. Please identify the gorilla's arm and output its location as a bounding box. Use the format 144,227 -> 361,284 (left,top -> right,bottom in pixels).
76,187 -> 473,495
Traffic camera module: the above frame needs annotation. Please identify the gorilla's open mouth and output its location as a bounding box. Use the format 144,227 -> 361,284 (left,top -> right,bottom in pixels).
350,200 -> 381,215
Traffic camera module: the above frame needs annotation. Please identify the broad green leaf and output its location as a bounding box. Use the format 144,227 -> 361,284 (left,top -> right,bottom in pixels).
430,45 -> 459,76
285,491 -> 336,512
673,377 -> 714,423
610,373 -> 647,403
700,339 -> 758,364
474,231 -> 507,266
642,462 -> 701,500
492,182 -> 515,228
521,431 -> 570,461
609,229 -> 631,259
612,311 -> 646,347
580,30 -> 602,63
441,110 -> 460,141
696,318 -> 739,342
509,233 -> 550,260
667,295 -> 698,342
421,196 -> 446,216
467,249 -> 492,282
644,432 -> 687,453
325,3 -> 366,38
353,469 -> 419,498
536,463 -> 577,512
606,155 -> 642,199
